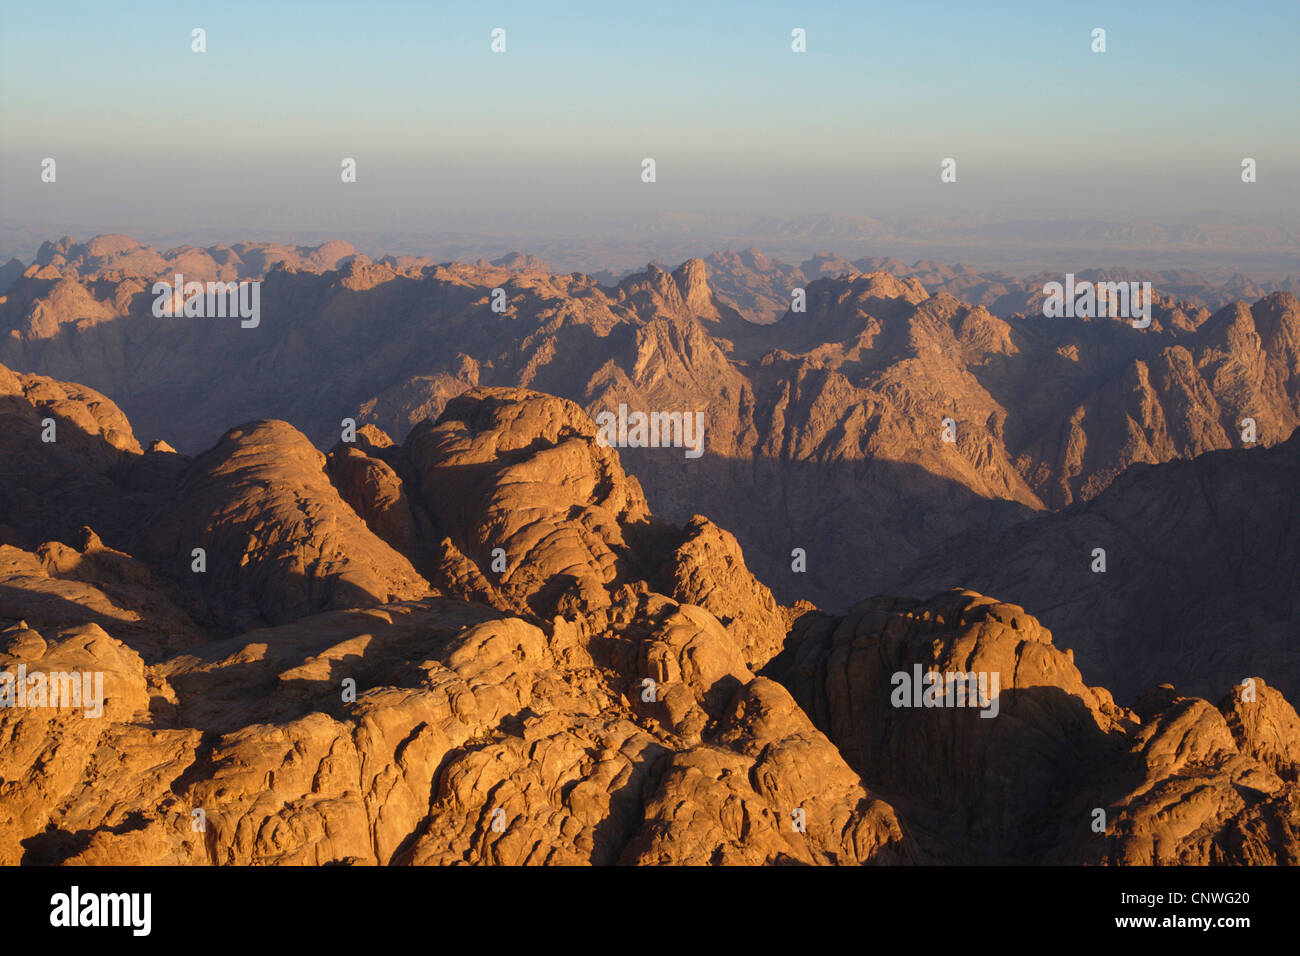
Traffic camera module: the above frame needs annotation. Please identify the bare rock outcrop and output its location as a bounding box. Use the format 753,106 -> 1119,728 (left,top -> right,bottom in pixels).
767,589 -> 1300,865
655,515 -> 788,671
138,419 -> 430,629
407,387 -> 655,617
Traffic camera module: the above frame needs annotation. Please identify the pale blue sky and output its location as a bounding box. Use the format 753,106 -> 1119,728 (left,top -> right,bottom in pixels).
1,0 -> 1296,252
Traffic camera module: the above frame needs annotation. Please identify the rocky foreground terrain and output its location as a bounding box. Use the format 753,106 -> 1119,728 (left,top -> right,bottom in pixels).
0,363 -> 1296,865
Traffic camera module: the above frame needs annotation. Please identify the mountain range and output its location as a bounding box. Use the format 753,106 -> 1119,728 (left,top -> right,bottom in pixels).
3,234 -> 1296,622
0,360 -> 1296,864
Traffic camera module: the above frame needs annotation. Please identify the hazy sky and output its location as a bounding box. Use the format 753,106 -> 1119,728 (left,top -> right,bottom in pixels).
1,0 -> 1297,256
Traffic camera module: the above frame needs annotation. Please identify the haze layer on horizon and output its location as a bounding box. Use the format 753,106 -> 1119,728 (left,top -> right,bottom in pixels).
1,0 -> 1297,273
